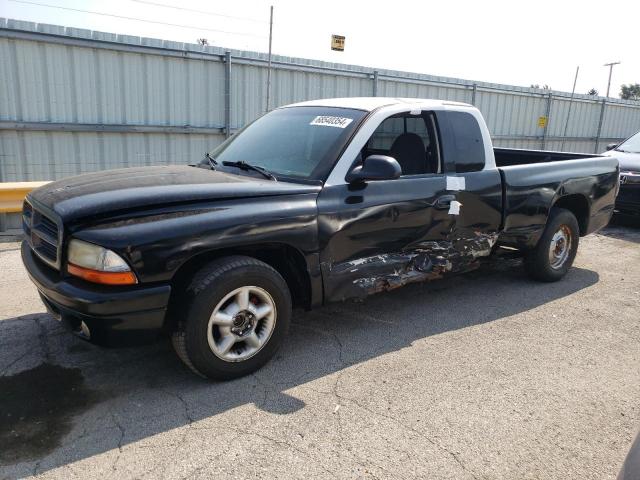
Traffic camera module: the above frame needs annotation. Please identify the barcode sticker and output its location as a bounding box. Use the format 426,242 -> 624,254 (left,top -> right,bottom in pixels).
309,116 -> 354,128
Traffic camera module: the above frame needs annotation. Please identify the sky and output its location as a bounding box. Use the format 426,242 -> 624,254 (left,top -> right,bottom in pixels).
1,0 -> 638,98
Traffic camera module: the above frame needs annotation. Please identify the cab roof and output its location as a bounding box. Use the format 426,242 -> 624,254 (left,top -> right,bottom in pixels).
284,97 -> 471,112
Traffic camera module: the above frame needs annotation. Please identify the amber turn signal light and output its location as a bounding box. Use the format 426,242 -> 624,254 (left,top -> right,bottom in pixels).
68,263 -> 138,285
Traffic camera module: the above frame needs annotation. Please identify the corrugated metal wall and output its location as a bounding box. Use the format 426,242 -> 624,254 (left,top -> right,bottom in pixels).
2,17 -> 640,184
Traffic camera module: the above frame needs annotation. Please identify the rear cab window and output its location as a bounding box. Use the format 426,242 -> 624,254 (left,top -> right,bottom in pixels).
436,111 -> 486,173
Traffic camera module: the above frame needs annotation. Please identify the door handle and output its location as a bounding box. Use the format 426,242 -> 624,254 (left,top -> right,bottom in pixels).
434,195 -> 456,210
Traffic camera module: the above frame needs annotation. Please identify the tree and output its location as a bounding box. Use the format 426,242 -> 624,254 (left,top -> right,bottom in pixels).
587,88 -> 598,96
620,84 -> 640,101
530,84 -> 551,90
197,38 -> 209,46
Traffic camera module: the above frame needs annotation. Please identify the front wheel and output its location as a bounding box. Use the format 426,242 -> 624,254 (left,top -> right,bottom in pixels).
524,208 -> 580,282
172,256 -> 292,380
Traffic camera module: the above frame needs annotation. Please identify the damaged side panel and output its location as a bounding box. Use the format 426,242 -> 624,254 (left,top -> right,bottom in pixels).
317,168 -> 503,303
323,232 -> 499,301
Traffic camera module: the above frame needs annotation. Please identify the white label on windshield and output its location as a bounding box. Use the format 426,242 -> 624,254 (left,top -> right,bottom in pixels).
310,116 -> 354,128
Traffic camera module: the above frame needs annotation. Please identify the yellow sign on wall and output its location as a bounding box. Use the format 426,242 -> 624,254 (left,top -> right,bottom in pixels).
331,35 -> 345,52
538,116 -> 548,128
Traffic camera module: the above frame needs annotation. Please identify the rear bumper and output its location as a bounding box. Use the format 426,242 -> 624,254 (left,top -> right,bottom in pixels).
21,241 -> 171,346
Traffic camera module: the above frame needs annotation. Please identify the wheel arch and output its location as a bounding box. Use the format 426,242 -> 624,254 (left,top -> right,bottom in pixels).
552,193 -> 590,236
166,243 -> 313,330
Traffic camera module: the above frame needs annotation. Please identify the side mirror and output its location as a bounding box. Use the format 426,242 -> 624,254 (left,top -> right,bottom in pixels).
606,143 -> 618,151
346,155 -> 402,183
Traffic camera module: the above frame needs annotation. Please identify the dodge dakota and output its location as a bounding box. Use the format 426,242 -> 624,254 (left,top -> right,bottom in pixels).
21,97 -> 619,379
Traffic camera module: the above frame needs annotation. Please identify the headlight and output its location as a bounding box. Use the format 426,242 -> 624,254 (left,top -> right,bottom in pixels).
67,239 -> 137,285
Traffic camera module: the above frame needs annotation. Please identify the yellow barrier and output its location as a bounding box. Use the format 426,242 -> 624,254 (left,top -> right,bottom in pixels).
0,182 -> 51,213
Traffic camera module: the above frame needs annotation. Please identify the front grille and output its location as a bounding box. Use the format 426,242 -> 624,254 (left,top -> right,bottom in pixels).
39,215 -> 59,238
22,201 -> 33,229
22,200 -> 62,269
618,182 -> 640,203
36,237 -> 58,261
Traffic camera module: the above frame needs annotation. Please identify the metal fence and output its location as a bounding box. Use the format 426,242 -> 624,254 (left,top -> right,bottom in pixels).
2,17 -> 640,184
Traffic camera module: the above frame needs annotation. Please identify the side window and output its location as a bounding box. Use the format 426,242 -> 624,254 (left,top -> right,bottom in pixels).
445,112 -> 485,173
365,112 -> 441,176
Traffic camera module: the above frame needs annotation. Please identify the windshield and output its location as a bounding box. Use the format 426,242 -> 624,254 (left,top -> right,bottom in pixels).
204,106 -> 366,181
617,131 -> 640,153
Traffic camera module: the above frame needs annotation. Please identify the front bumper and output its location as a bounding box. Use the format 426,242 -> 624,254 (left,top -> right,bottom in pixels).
616,184 -> 640,215
615,172 -> 640,215
21,241 -> 172,346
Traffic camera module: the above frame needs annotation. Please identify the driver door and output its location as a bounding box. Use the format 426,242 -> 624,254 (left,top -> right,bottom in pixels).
317,110 -> 457,302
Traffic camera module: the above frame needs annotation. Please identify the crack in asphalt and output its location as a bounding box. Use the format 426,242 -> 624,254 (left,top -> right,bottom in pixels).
250,372 -> 270,410
295,325 -> 479,479
31,460 -> 40,477
172,391 -> 196,425
110,413 -> 126,474
174,431 -> 243,480
231,427 -> 340,478
0,349 -> 32,376
317,325 -> 389,479
34,315 -> 51,363
335,388 -> 479,479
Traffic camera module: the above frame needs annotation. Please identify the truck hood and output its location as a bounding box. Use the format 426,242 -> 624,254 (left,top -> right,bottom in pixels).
601,150 -> 640,172
28,166 -> 321,224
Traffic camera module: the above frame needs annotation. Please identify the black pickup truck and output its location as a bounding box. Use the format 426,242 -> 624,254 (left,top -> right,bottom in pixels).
21,97 -> 619,379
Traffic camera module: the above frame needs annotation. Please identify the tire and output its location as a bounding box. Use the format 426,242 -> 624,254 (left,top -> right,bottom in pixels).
524,208 -> 579,282
172,255 -> 292,380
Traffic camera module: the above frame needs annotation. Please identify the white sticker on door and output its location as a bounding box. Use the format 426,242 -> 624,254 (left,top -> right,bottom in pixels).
309,116 -> 354,128
448,200 -> 462,215
446,176 -> 466,191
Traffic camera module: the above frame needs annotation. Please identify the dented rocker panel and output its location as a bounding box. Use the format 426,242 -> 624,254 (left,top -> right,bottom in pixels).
324,232 -> 499,300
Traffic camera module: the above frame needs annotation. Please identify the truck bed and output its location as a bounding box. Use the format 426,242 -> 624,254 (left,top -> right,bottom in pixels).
494,152 -> 619,249
494,147 -> 597,167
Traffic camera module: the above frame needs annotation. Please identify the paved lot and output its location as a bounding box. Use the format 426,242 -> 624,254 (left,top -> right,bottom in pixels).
1,221 -> 639,480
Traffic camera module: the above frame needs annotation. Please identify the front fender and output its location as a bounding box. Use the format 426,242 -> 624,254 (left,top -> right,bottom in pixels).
72,194 -> 320,284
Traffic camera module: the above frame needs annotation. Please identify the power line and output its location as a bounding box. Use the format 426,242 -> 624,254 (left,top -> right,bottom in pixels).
8,0 -> 268,39
131,0 -> 268,24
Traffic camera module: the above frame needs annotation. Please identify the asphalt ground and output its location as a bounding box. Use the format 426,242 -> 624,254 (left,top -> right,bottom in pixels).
1,219 -> 639,479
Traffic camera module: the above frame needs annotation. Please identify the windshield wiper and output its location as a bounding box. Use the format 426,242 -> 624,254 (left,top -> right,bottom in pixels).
204,152 -> 218,170
222,161 -> 277,181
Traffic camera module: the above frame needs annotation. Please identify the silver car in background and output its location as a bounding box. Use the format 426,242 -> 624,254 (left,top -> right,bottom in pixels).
603,131 -> 640,215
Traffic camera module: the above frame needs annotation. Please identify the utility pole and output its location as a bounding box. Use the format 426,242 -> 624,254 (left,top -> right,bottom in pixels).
265,5 -> 274,112
561,66 -> 579,151
604,61 -> 621,98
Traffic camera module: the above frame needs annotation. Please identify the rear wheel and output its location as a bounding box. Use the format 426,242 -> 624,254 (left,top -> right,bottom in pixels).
524,208 -> 579,282
172,256 -> 291,380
